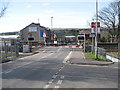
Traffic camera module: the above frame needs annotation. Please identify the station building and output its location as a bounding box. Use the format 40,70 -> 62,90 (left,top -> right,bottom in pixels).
20,23 -> 51,45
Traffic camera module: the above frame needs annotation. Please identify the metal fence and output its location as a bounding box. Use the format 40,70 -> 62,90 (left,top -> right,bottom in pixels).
91,45 -> 106,58
0,38 -> 19,62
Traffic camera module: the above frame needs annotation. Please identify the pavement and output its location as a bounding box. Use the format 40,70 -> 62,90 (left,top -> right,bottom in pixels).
67,51 -> 114,66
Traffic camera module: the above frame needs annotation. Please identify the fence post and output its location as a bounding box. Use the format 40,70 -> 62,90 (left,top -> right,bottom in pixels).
15,40 -> 19,57
4,41 -> 8,60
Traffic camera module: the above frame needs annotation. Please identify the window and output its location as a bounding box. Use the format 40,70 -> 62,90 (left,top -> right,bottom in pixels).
29,27 -> 37,32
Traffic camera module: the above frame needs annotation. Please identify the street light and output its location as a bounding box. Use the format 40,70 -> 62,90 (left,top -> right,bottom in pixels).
95,0 -> 98,59
51,17 -> 53,29
118,1 -> 120,59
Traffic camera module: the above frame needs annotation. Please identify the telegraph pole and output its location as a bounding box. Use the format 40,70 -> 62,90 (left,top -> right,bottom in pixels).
95,0 -> 98,59
51,17 -> 53,29
118,1 -> 120,59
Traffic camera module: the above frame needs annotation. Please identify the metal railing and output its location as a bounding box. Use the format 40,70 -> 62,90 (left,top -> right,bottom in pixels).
91,45 -> 106,58
0,38 -> 19,62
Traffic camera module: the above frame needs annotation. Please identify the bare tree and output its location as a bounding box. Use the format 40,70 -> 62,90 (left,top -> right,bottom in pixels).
0,1 -> 8,18
98,2 -> 120,42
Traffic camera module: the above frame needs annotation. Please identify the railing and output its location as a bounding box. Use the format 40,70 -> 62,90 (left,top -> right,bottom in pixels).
0,38 -> 19,62
88,45 -> 106,58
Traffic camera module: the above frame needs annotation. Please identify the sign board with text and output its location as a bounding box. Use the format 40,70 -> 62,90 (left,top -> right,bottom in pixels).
91,22 -> 100,33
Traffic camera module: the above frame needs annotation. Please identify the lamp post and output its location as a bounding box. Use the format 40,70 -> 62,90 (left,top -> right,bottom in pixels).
118,1 -> 120,59
51,17 -> 53,29
95,0 -> 98,59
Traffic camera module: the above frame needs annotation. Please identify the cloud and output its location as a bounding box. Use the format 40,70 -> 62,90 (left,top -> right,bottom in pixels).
42,3 -> 50,6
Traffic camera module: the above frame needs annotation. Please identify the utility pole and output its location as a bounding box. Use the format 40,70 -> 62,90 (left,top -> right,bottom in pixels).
95,0 -> 98,59
118,1 -> 120,59
38,18 -> 39,23
51,17 -> 53,29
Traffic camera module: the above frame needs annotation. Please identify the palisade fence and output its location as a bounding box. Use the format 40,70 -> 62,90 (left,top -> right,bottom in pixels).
90,45 -> 106,58
0,38 -> 19,62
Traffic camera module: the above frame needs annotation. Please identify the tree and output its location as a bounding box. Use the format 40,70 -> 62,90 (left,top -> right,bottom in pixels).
0,1 -> 8,18
98,2 -> 120,42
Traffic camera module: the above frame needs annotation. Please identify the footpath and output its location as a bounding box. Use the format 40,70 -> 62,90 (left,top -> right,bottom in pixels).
67,51 -> 114,66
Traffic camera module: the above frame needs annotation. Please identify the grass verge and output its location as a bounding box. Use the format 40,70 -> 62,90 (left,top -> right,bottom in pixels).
85,52 -> 108,62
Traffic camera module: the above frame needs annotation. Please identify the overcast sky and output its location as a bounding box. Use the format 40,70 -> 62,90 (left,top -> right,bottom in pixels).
0,0 -> 113,33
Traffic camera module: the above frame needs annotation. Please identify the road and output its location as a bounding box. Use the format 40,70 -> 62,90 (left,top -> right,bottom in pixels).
1,46 -> 118,89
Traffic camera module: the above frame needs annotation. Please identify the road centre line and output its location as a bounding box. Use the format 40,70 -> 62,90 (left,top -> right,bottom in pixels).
55,72 -> 59,75
59,69 -> 62,71
54,86 -> 59,88
52,75 -> 57,79
60,75 -> 65,79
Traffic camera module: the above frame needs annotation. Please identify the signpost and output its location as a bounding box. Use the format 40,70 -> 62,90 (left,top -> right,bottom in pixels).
43,32 -> 46,46
91,21 -> 100,54
91,22 -> 100,33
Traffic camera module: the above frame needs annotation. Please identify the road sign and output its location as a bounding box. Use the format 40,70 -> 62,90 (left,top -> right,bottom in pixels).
91,22 -> 100,28
90,33 -> 96,37
40,29 -> 44,37
91,22 -> 100,33
43,32 -> 46,37
54,41 -> 57,44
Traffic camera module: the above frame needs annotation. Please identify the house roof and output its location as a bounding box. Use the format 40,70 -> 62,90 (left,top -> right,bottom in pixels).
20,22 -> 47,31
79,29 -> 91,34
0,35 -> 20,39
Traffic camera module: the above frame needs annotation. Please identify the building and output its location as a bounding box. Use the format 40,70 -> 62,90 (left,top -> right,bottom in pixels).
79,29 -> 111,42
20,23 -> 51,45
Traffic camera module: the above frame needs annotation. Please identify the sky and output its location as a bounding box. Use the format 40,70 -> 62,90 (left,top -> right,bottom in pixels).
0,0 -> 113,33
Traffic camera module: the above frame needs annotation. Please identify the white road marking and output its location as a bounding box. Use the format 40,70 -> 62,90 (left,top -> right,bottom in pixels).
60,75 -> 65,79
3,53 -> 53,74
55,72 -> 58,75
63,51 -> 72,64
59,69 -> 62,71
52,75 -> 57,79
57,80 -> 63,85
43,50 -> 46,53
48,79 -> 54,84
54,86 -> 59,88
4,70 -> 13,74
57,47 -> 62,52
44,84 -> 50,88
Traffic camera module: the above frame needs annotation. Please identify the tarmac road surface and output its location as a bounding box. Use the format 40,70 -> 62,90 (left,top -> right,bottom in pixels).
1,46 -> 118,89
